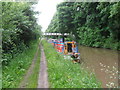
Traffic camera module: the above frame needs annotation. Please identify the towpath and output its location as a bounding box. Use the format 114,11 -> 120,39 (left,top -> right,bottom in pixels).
19,42 -> 49,88
37,44 -> 49,88
19,43 -> 40,88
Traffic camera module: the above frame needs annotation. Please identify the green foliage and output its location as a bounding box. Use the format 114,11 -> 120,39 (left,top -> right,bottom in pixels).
26,47 -> 41,88
42,40 -> 101,88
2,40 -> 39,88
46,2 -> 120,50
2,2 -> 41,88
2,2 -> 42,66
46,13 -> 59,33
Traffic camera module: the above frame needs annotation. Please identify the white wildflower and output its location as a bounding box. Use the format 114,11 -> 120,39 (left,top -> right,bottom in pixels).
110,76 -> 113,79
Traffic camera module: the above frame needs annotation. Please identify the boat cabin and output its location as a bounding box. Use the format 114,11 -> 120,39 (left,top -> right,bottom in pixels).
48,39 -> 78,55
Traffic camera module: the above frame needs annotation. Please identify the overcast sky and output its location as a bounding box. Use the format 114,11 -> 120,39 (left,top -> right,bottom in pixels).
34,0 -> 63,32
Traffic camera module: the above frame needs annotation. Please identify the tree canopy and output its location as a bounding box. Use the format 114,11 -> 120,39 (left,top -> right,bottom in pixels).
2,2 -> 42,65
46,2 -> 120,50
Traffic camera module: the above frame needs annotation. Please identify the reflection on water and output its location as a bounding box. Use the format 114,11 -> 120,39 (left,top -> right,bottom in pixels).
79,45 -> 119,88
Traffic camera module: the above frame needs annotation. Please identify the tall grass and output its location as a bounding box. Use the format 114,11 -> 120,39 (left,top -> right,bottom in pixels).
42,40 -> 101,88
26,47 -> 41,88
2,40 -> 39,88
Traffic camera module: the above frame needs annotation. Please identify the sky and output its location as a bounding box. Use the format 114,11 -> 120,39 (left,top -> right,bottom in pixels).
33,0 -> 63,32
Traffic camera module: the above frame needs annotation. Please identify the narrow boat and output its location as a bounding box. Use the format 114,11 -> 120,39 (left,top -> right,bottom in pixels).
48,38 -> 80,56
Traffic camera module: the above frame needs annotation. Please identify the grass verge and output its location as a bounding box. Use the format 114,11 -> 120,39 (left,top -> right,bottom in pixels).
2,40 -> 39,88
26,45 -> 41,88
42,39 -> 101,88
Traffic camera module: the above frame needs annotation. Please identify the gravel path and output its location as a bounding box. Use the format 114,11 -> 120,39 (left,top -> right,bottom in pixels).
37,44 -> 49,88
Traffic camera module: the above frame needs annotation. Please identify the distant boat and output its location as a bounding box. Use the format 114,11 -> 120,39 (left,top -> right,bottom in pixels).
48,38 -> 80,55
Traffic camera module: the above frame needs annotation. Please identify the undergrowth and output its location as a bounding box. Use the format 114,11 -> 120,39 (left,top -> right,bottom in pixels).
2,40 -> 39,88
42,39 -> 101,88
26,45 -> 41,88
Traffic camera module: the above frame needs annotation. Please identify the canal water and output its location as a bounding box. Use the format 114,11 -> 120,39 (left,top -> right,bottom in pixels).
78,45 -> 119,88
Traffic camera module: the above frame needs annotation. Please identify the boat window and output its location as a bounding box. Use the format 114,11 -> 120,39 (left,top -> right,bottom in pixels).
67,43 -> 72,52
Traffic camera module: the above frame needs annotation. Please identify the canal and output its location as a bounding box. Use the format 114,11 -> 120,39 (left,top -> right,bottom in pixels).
78,45 -> 119,88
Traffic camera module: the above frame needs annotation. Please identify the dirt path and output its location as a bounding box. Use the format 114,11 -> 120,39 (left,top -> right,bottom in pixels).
19,43 -> 40,88
37,44 -> 49,88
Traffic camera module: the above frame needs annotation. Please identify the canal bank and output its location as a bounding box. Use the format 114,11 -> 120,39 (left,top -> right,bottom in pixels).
41,39 -> 101,88
78,45 -> 119,88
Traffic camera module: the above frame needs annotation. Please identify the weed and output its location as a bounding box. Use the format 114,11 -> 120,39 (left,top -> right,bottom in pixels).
42,40 -> 101,88
26,46 -> 41,88
2,40 -> 39,88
